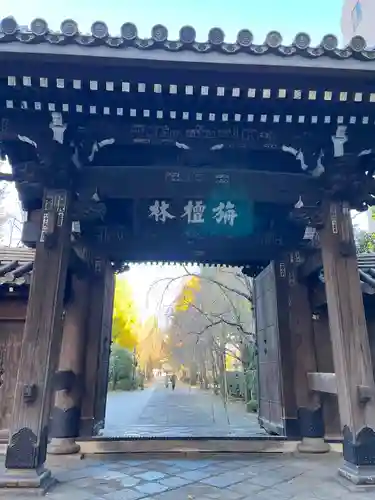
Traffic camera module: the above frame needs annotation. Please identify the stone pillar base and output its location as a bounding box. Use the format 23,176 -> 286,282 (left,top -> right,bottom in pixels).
0,467 -> 56,494
339,462 -> 375,485
297,437 -> 330,454
48,438 -> 80,455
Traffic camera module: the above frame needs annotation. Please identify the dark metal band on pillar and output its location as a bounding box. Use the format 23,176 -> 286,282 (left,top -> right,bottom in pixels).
49,371 -> 82,438
49,273 -> 89,451
297,407 -> 325,439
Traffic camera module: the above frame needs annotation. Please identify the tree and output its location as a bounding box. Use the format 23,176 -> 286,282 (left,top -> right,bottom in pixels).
355,228 -> 375,253
0,160 -> 24,246
155,266 -> 256,400
108,344 -> 135,391
137,315 -> 166,379
111,276 -> 140,350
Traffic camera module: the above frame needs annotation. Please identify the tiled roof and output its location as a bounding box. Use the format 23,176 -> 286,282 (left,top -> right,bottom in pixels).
0,17 -> 374,61
318,252 -> 375,295
0,247 -> 34,286
357,253 -> 375,294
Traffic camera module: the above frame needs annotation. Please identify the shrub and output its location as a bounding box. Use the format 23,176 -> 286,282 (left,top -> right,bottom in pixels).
108,345 -> 135,391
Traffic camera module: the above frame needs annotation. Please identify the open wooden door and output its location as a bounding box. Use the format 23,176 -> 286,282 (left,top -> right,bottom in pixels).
93,265 -> 115,432
254,261 -> 296,436
80,263 -> 114,437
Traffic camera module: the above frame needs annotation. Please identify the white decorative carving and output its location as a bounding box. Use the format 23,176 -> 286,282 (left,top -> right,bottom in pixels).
331,125 -> 347,157
88,138 -> 115,162
17,135 -> 37,148
311,150 -> 325,178
175,141 -> 190,150
359,149 -> 372,157
49,112 -> 67,144
294,196 -> 304,209
282,145 -> 308,170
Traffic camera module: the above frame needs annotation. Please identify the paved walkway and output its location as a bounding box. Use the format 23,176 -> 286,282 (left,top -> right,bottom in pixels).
1,453 -> 373,499
103,380 -> 264,437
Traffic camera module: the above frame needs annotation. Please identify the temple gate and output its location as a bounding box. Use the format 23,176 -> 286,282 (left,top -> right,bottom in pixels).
0,15 -> 375,491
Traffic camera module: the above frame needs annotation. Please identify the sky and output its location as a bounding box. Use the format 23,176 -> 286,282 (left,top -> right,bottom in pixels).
0,0 -> 369,319
1,0 -> 344,45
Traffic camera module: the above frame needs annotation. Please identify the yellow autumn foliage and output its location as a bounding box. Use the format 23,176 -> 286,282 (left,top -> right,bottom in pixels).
174,276 -> 200,312
111,276 -> 140,350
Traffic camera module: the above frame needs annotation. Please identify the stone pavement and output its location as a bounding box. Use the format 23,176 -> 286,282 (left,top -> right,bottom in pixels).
1,453 -> 374,499
103,380 -> 265,438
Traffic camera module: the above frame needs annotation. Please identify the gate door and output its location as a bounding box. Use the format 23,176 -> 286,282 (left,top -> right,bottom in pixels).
93,265 -> 115,432
255,262 -> 291,435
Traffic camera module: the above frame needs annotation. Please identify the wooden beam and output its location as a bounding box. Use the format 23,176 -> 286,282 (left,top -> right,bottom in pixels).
307,372 -> 337,394
319,202 -> 375,483
0,173 -> 13,182
0,112 -> 344,153
3,189 -> 71,481
83,226 -> 306,265
80,166 -> 320,205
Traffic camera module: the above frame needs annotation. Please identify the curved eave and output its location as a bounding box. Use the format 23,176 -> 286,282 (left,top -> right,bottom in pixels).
2,40 -> 375,75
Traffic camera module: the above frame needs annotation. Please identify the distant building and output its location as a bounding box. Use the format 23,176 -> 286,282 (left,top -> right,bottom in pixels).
341,0 -> 375,47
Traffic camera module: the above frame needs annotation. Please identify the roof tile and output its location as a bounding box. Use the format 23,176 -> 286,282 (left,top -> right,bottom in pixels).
0,17 -> 374,61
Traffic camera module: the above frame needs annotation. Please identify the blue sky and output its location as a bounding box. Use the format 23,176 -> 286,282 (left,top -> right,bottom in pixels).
2,0 -> 344,45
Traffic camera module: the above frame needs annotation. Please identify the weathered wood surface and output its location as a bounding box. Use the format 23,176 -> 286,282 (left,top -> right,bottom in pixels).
0,319 -> 23,435
0,113 -> 352,154
5,189 -> 71,470
85,225 -> 306,266
311,311 -> 341,438
94,264 -> 114,432
255,261 -> 296,436
0,301 -> 27,320
287,255 -> 325,440
319,202 -> 375,468
307,373 -> 337,394
49,274 -> 90,445
80,262 -> 114,437
80,166 -> 320,204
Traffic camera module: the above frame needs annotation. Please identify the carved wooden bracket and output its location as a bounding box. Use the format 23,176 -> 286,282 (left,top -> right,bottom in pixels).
307,372 -> 337,394
357,385 -> 373,405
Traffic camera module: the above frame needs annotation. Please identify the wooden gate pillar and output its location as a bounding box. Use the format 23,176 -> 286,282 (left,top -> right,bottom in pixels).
320,202 -> 375,484
0,189 -> 71,491
48,273 -> 89,454
287,253 -> 329,453
79,261 -> 114,437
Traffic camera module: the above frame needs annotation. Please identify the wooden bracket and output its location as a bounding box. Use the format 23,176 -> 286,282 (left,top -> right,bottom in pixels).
307,372 -> 337,394
22,384 -> 38,404
357,385 -> 373,405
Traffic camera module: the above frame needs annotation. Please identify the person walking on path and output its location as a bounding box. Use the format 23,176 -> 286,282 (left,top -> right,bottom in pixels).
165,373 -> 169,388
171,373 -> 177,391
